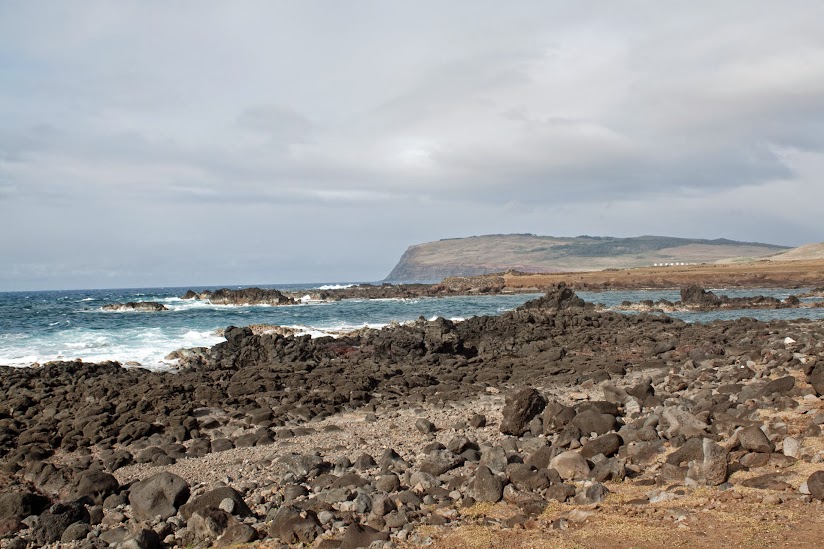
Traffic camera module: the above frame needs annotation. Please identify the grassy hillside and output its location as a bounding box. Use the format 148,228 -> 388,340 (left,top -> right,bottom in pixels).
768,242 -> 824,261
385,234 -> 789,282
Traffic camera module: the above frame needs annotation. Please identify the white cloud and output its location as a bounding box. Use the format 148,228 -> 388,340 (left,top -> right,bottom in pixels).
0,1 -> 822,289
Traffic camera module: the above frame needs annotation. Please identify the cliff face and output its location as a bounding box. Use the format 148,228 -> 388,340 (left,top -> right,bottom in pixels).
384,234 -> 789,282
385,246 -> 498,282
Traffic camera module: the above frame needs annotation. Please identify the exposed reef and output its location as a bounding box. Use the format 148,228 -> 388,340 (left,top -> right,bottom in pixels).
612,284 -> 824,313
101,302 -> 169,312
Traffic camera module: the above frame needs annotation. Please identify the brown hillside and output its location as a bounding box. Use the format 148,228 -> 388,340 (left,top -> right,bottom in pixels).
498,259 -> 824,290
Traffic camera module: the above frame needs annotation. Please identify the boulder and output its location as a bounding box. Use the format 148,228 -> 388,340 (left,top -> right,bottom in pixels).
128,472 -> 190,521
542,401 -> 576,435
281,453 -> 326,478
661,407 -> 708,439
517,283 -> 585,311
216,523 -> 258,547
419,450 -> 463,476
339,522 -> 390,549
680,285 -> 721,307
188,508 -> 233,542
686,438 -> 728,486
808,364 -> 824,396
741,473 -> 792,491
500,388 -> 547,436
0,492 -> 50,521
580,433 -> 623,459
60,522 -> 90,542
64,470 -> 120,505
267,505 -> 322,545
737,426 -> 775,454
375,475 -> 401,493
468,465 -> 503,503
180,486 -> 252,520
31,502 -> 90,546
574,483 -> 610,504
626,380 -> 655,401
571,410 -> 617,436
415,418 -> 437,434
762,376 -> 795,396
119,526 -> 162,549
469,414 -> 487,428
524,446 -> 555,470
549,451 -> 590,481
480,446 -> 508,474
807,471 -> 824,501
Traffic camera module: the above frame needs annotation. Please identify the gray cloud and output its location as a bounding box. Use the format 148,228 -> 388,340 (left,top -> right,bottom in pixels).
1,1 -> 823,289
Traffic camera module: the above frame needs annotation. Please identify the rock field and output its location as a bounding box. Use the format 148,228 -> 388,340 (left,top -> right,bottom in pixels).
2,285 -> 824,548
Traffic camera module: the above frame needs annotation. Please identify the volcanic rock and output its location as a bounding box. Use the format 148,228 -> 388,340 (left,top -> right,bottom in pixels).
468,465 -> 504,503
500,387 -> 547,436
686,438 -> 728,486
0,492 -> 50,521
180,486 -> 252,520
737,426 -> 775,454
550,451 -> 590,481
339,522 -> 390,549
807,471 -> 824,501
63,470 -> 120,505
102,301 -> 168,312
128,472 -> 190,521
267,506 -> 322,545
31,502 -> 90,546
517,283 -> 586,311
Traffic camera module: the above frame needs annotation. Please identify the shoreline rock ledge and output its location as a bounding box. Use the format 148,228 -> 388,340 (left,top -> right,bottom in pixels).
181,287 -> 296,306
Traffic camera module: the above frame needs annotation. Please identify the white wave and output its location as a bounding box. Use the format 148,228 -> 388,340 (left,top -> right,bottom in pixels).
79,297 -> 94,302
317,283 -> 356,290
0,354 -> 40,367
182,329 -> 218,341
165,300 -> 248,311
264,321 -> 388,340
0,326 -> 225,372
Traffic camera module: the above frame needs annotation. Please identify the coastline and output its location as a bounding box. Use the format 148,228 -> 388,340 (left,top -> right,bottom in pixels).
2,285 -> 824,547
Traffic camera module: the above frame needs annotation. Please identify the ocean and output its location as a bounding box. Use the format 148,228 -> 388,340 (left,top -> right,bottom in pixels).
1,284 -> 822,370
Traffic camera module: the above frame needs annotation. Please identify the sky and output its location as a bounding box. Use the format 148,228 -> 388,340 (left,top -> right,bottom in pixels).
1,1 -> 823,290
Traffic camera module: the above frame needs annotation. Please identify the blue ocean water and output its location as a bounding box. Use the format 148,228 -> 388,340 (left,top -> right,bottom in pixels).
0,284 -> 822,370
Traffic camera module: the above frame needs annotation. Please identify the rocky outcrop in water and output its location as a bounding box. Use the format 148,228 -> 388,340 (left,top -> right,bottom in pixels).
101,301 -> 168,312
614,284 -> 823,313
182,287 -> 296,306
799,287 -> 824,298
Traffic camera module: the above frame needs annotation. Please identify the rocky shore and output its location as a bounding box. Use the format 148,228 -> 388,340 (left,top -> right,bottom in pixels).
182,289 -> 297,306
2,285 -> 824,547
179,282 -> 509,307
175,262 -> 824,307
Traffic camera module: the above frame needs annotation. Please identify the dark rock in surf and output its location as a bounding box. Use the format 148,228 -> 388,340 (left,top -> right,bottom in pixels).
102,301 -> 168,312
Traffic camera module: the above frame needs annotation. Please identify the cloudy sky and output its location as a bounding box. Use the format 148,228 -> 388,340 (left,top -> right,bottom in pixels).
1,1 -> 823,290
